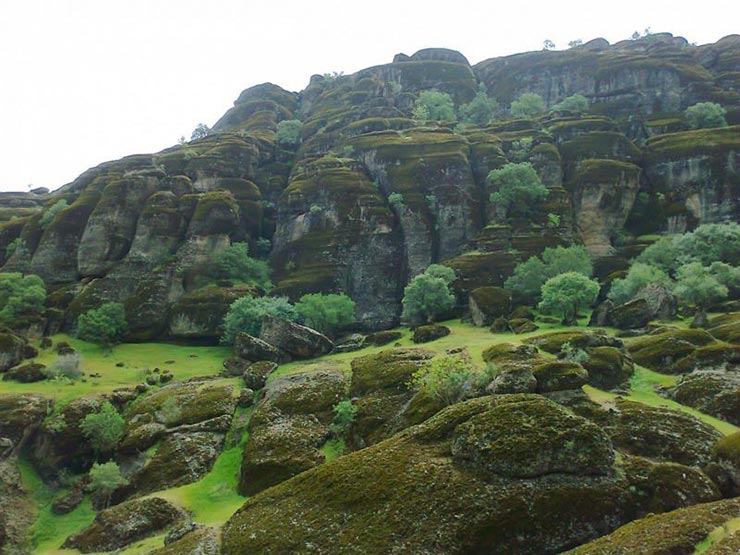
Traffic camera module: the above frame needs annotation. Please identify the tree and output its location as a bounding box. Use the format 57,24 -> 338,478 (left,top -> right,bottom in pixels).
674,223 -> 740,267
684,102 -> 727,130
505,245 -> 592,304
673,262 -> 728,320
608,262 -> 672,305
410,355 -> 493,406
190,123 -> 210,140
488,162 -> 548,216
213,242 -> 272,290
76,302 -> 128,348
330,399 -> 357,437
80,401 -> 126,456
222,295 -> 296,343
510,93 -> 545,118
295,293 -> 356,337
401,265 -> 456,325
551,94 -> 589,113
459,84 -> 498,125
543,39 -> 556,51
635,236 -> 680,274
568,39 -> 583,48
538,272 -> 600,325
276,119 -> 303,146
39,199 -> 69,229
88,461 -> 128,508
0,272 -> 46,324
413,90 -> 455,121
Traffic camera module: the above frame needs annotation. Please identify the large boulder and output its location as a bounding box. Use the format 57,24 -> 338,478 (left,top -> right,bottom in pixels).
412,324 -> 450,343
626,328 -> 718,373
0,394 -> 47,450
468,286 -> 511,326
712,431 -> 740,496
669,369 -> 740,425
532,361 -> 589,393
608,298 -> 652,330
62,497 -> 186,553
2,363 -> 46,383
234,332 -> 289,364
149,526 -> 219,555
581,347 -> 634,390
259,315 -> 334,359
525,330 -> 623,354
0,333 -> 25,373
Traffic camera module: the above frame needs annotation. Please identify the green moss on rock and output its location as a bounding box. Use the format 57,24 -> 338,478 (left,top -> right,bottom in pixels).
627,328 -> 717,373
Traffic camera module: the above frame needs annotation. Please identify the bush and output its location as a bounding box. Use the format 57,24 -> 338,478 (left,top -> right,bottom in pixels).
190,123 -> 210,140
295,293 -> 355,337
213,242 -> 272,290
276,119 -> 303,146
684,102 -> 727,129
39,199 -> 69,229
401,265 -> 456,325
330,399 -> 357,437
45,352 -> 83,381
388,192 -> 405,209
538,272 -> 600,325
88,462 -> 128,508
608,262 -> 672,305
413,90 -> 455,121
673,262 -> 728,313
222,296 -> 297,343
410,355 -> 493,406
77,303 -> 128,347
459,84 -> 498,125
635,236 -> 680,273
510,92 -> 545,118
551,94 -> 589,113
488,162 -> 548,216
81,401 -> 126,456
0,272 -> 46,324
505,245 -> 592,304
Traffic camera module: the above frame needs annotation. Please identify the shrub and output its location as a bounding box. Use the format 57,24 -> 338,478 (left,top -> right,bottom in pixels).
81,401 -> 126,456
510,93 -> 545,118
673,262 -> 728,313
45,352 -> 83,381
684,102 -> 727,130
410,355 -> 493,406
214,242 -> 272,290
39,199 -> 69,229
330,399 -> 357,437
77,303 -> 128,348
551,94 -> 589,113
88,461 -> 128,508
488,162 -> 548,216
276,119 -> 303,146
505,245 -> 592,304
608,262 -> 672,305
401,265 -> 456,325
0,272 -> 46,324
538,272 -> 600,325
413,90 -> 455,121
459,84 -> 498,125
190,123 -> 210,140
222,296 -> 297,343
635,236 -> 680,273
295,293 -> 356,337
388,192 -> 405,209
4,238 -> 21,259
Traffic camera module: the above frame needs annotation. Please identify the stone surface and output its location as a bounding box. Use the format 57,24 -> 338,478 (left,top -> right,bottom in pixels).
234,332 -> 289,364
411,324 -> 450,343
259,315 -> 334,359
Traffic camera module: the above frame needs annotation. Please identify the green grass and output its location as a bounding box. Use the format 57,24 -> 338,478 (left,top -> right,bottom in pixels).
694,517 -> 740,554
320,438 -> 345,462
0,334 -> 231,405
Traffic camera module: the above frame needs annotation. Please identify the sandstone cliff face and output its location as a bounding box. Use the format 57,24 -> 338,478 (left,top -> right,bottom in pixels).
1,35 -> 738,337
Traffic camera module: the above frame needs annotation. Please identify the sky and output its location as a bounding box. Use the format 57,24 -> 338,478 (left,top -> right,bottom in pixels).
0,0 -> 737,192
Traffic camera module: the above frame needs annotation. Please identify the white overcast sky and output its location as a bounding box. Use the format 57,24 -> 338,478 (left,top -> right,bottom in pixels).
0,0 -> 737,192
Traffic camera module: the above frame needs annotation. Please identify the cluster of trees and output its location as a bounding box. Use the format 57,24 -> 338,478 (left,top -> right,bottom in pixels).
0,272 -> 46,325
222,292 -> 356,343
609,223 -> 740,322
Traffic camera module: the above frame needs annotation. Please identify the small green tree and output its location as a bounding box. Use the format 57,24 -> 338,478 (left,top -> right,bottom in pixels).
190,123 -> 210,140
459,84 -> 498,125
410,355 -> 493,406
510,93 -> 546,118
213,242 -> 272,290
330,399 -> 357,437
88,461 -> 128,508
551,94 -> 589,113
538,272 -> 600,325
388,192 -> 405,210
635,236 -> 680,274
222,295 -> 297,343
608,262 -> 673,305
81,401 -> 126,456
673,262 -> 728,319
401,265 -> 456,325
413,90 -> 456,121
295,293 -> 356,337
276,119 -> 303,146
684,102 -> 728,130
0,272 -> 46,324
488,162 -> 548,217
77,303 -> 127,348
39,199 -> 69,229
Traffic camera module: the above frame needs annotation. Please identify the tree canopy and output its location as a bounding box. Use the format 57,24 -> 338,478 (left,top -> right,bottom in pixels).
413,90 -> 456,121
222,295 -> 297,343
538,272 -> 600,325
488,162 -> 548,217
401,265 -> 456,325
295,293 -> 356,337
77,302 -> 128,347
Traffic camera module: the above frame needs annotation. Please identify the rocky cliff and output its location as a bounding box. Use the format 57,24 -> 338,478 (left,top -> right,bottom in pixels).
1,33 -> 738,339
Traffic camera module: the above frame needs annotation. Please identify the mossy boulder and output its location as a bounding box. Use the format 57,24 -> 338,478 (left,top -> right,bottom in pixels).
532,361 -> 589,393
242,361 -> 278,390
581,346 -> 635,390
239,369 -> 348,495
222,395 -> 634,555
234,332 -> 289,364
671,343 -> 740,374
364,330 -> 403,346
469,286 -> 511,326
564,498 -> 740,555
712,431 -> 740,496
0,333 -> 25,372
608,400 -> 723,466
148,526 -> 219,555
259,315 -> 334,359
62,496 -> 186,553
2,363 -> 46,383
525,329 -> 623,354
451,396 -> 614,478
411,324 -> 450,343
627,328 -> 718,373
0,394 -> 47,448
669,370 -> 740,425
706,313 -> 740,343
608,298 -> 652,330
508,318 -> 539,334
